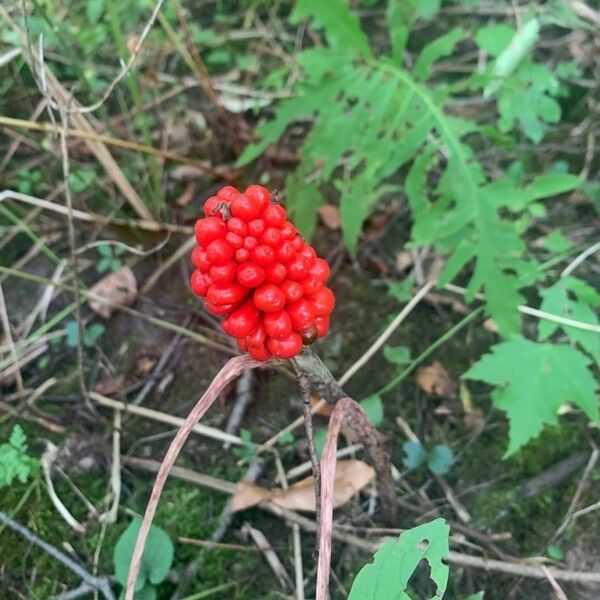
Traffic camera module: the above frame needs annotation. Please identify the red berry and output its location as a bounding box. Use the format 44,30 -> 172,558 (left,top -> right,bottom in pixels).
248,344 -> 271,361
287,255 -> 309,281
300,244 -> 317,264
247,324 -> 267,348
203,196 -> 220,216
210,261 -> 236,283
302,274 -> 323,295
267,332 -> 302,358
243,236 -> 258,250
262,204 -> 286,228
205,300 -> 236,316
263,310 -> 292,340
237,262 -> 266,288
280,280 -> 303,303
231,194 -> 263,220
237,337 -> 248,351
251,244 -> 275,267
217,185 -> 240,202
222,300 -> 260,338
207,282 -> 247,306
206,238 -> 234,265
248,219 -> 266,237
261,227 -> 281,246
280,222 -> 297,240
253,284 -> 285,312
195,217 -> 227,247
227,217 -> 247,236
190,270 -> 210,296
245,185 -> 270,210
191,247 -> 210,272
287,298 -> 315,332
235,248 -> 250,262
265,262 -> 287,284
292,235 -> 304,251
225,232 -> 243,249
309,258 -> 330,281
309,287 -> 335,316
315,315 -> 330,337
276,241 -> 295,263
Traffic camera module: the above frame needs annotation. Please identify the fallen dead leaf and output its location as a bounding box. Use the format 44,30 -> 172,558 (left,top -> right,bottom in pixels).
317,205 -> 341,230
415,361 -> 457,398
310,393 -> 333,417
93,374 -> 126,396
395,251 -> 413,272
231,460 -> 375,513
483,318 -> 499,333
170,165 -> 206,181
88,267 -> 137,319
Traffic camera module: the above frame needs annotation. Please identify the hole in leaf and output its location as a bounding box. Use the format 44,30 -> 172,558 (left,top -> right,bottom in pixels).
407,557 -> 438,599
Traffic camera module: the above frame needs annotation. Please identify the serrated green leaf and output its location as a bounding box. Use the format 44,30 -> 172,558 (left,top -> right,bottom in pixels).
0,425 -> 39,488
286,178 -> 323,240
360,395 -> 384,427
464,340 -> 598,456
475,24 -> 515,56
427,444 -> 455,475
526,173 -> 580,200
542,231 -> 571,252
414,27 -> 465,80
348,518 -> 450,599
386,0 -> 416,61
113,517 -> 174,590
402,441 -> 426,470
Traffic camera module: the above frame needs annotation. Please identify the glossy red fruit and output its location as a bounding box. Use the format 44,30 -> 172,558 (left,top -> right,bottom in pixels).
265,262 -> 286,284
225,232 -> 243,249
203,195 -> 220,216
302,274 -> 323,296
227,217 -> 247,236
309,287 -> 335,316
206,238 -> 234,265
280,280 -> 303,303
261,227 -> 281,246
253,284 -> 285,312
276,241 -> 294,263
286,255 -> 309,281
217,185 -> 240,202
287,298 -> 315,332
280,222 -> 297,240
237,262 -> 266,288
309,258 -> 330,281
250,244 -> 275,267
237,337 -> 248,351
262,204 -> 286,228
248,344 -> 271,361
243,236 -> 258,250
190,270 -> 210,296
207,282 -> 247,306
245,185 -> 270,210
205,300 -> 236,316
235,248 -> 250,262
222,301 -> 260,338
195,216 -> 227,247
248,219 -> 266,237
263,310 -> 292,340
191,247 -> 211,272
210,261 -> 236,283
247,324 -> 267,348
291,235 -> 304,251
231,194 -> 263,220
301,323 -> 318,345
267,332 -> 302,358
315,315 -> 330,337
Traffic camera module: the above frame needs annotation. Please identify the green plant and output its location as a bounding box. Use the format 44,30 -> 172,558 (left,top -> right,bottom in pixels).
402,441 -> 455,475
65,320 -> 105,348
113,516 -> 174,600
239,0 -> 598,455
97,244 -> 125,273
348,518 -> 450,599
0,425 -> 39,488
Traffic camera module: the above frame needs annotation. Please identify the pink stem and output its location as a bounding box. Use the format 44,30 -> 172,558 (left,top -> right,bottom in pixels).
125,354 -> 263,600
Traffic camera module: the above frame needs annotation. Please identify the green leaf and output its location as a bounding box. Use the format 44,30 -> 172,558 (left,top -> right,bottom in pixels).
65,320 -> 80,347
402,441 -> 426,470
475,24 -> 515,56
0,425 -> 39,488
113,517 -> 174,590
83,323 -> 105,348
387,276 -> 415,304
526,173 -> 580,200
386,0 -> 416,61
86,0 -> 105,24
383,345 -> 411,365
547,545 -> 564,561
292,0 -> 371,57
360,395 -> 384,427
542,231 -> 571,252
464,340 -> 598,456
313,427 -> 327,459
286,178 -> 323,240
427,444 -> 454,475
348,518 -> 450,599
416,0 -> 441,20
413,27 -> 465,80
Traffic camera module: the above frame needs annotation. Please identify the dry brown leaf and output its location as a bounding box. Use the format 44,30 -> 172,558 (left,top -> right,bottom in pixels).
88,267 -> 137,319
231,460 -> 375,513
317,205 -> 341,230
415,361 -> 457,398
483,318 -> 499,333
170,165 -> 206,181
93,374 -> 126,396
310,393 -> 333,417
395,251 -> 413,272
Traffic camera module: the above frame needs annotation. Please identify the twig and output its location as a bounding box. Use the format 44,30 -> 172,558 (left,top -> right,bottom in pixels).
106,409 -> 122,523
0,282 -> 24,396
290,359 -> 321,548
125,355 -> 264,599
0,510 -> 115,600
223,369 -> 253,449
561,241 -> 600,278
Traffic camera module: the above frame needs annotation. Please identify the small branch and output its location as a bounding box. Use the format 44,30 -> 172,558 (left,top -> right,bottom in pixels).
0,510 -> 115,600
290,358 -> 321,549
223,369 -> 254,449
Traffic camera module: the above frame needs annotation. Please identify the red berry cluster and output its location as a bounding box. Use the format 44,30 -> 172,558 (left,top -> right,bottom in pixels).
190,185 -> 335,360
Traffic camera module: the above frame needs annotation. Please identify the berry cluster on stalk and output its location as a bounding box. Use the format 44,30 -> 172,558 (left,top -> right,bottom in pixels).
190,185 -> 335,360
